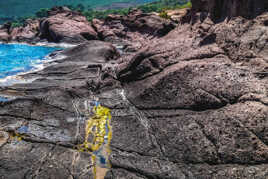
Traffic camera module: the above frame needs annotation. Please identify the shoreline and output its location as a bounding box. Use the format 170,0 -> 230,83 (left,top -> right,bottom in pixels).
0,42 -> 70,87
0,41 -> 123,88
0,41 -> 78,48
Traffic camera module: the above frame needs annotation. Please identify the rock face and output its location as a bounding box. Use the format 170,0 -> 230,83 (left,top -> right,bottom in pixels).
0,0 -> 267,179
0,23 -> 11,42
92,9 -> 176,52
0,41 -> 119,179
191,0 -> 268,22
10,19 -> 40,43
166,8 -> 190,22
0,7 -> 99,44
39,7 -> 98,43
112,0 -> 268,178
0,7 -> 174,45
0,20 -> 40,43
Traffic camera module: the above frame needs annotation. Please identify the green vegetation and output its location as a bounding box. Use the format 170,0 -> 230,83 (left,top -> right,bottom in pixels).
10,16 -> 32,28
75,0 -> 191,21
0,0 -> 147,18
159,11 -> 171,19
9,15 -> 37,28
35,8 -> 50,18
2,0 -> 191,27
82,8 -> 131,21
10,22 -> 23,28
139,0 -> 191,13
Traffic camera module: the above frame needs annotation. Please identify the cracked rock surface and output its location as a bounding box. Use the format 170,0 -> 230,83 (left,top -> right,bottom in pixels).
0,0 -> 268,178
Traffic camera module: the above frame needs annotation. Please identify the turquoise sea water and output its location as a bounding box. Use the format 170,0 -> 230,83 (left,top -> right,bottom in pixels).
0,43 -> 60,79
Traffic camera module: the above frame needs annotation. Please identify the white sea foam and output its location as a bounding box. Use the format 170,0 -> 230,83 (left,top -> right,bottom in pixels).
0,42 -> 77,86
35,42 -> 77,48
0,52 -> 67,86
0,41 -> 78,49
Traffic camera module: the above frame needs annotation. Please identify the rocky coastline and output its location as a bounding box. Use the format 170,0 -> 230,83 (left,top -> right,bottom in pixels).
0,0 -> 267,178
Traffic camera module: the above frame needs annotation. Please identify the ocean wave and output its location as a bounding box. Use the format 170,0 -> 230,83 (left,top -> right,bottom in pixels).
0,41 -> 77,48
0,52 -> 67,86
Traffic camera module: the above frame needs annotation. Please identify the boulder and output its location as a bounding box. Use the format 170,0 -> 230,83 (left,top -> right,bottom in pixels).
191,0 -> 268,22
0,23 -> 11,42
92,9 -> 176,52
166,8 -> 190,22
39,7 -> 98,43
9,19 -> 39,43
0,30 -> 10,42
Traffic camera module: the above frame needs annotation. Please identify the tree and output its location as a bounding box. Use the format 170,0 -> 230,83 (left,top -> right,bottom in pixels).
35,8 -> 49,18
76,3 -> 85,12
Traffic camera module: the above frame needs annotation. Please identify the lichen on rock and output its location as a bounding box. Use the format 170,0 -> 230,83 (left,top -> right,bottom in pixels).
76,100 -> 112,179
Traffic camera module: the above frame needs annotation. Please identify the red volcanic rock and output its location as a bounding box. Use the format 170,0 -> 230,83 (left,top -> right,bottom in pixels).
191,0 -> 268,22
0,20 -> 39,43
0,29 -> 10,42
0,23 -> 11,42
0,1 -> 267,179
9,19 -> 39,43
113,2 -> 268,177
0,7 -> 98,44
39,7 -> 98,43
92,9 -> 176,52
